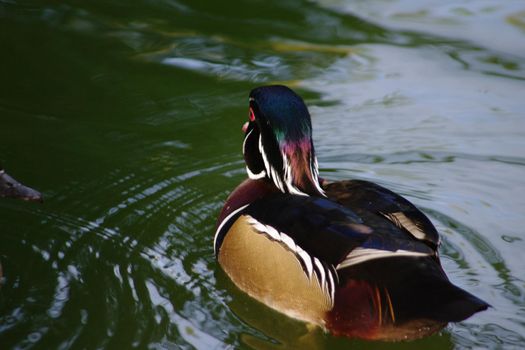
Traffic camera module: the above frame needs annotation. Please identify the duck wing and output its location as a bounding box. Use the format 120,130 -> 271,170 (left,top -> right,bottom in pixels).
324,179 -> 440,249
215,193 -> 435,305
215,191 -> 488,338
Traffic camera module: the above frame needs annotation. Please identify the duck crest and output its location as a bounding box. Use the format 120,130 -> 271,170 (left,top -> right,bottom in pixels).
244,85 -> 324,197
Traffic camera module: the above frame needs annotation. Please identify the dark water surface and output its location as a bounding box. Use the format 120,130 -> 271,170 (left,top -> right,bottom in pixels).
1,1 -> 524,349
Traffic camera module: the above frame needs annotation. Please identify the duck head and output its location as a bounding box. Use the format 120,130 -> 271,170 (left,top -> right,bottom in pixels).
242,85 -> 324,197
0,169 -> 43,202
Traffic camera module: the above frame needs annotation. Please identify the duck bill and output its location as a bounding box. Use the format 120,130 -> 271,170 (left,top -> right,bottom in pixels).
0,170 -> 43,203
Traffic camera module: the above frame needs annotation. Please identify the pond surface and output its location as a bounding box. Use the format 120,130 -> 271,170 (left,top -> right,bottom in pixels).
1,1 -> 525,349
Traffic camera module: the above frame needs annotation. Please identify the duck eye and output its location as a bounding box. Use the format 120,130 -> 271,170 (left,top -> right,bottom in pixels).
249,107 -> 255,122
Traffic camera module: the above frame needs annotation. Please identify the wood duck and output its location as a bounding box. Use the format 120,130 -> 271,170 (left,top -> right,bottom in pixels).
0,167 -> 42,202
215,85 -> 488,341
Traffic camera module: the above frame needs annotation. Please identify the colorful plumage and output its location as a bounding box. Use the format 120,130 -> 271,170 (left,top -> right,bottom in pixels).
215,85 -> 488,341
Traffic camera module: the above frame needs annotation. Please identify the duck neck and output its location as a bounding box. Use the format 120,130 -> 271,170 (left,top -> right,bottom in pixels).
278,138 -> 325,197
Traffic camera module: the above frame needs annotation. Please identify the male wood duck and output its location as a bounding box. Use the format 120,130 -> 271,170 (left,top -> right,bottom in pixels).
0,167 -> 43,202
215,85 -> 488,341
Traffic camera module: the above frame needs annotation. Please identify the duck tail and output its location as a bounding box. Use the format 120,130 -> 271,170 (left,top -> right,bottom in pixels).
326,257 -> 489,340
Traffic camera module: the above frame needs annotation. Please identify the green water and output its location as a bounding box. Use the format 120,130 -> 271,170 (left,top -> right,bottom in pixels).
1,1 -> 524,349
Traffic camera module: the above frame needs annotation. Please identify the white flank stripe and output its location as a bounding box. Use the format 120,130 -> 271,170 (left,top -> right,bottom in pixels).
247,216 -> 336,306
313,258 -> 326,290
337,247 -> 430,270
280,232 -> 296,251
297,250 -> 313,279
326,267 -> 335,306
214,204 -> 250,254
247,217 -> 280,240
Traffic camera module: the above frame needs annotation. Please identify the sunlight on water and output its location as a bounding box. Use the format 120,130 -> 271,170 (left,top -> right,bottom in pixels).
1,0 -> 524,349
